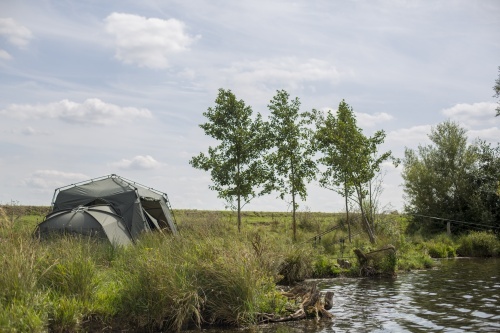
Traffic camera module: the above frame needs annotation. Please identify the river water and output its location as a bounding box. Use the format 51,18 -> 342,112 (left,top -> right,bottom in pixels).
197,258 -> 499,333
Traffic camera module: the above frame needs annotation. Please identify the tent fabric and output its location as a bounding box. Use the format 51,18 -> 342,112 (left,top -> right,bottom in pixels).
35,204 -> 133,246
45,174 -> 178,243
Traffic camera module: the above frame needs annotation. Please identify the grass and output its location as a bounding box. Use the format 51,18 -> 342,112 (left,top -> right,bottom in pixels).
1,205 -> 498,332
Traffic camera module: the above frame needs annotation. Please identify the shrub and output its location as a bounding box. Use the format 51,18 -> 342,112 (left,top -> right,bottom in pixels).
426,241 -> 457,258
277,246 -> 313,285
457,231 -> 499,257
397,244 -> 434,271
312,255 -> 333,277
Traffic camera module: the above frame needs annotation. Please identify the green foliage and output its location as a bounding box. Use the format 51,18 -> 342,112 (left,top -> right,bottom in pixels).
311,100 -> 393,243
42,259 -> 98,299
190,88 -> 271,232
426,243 -> 456,258
256,289 -> 291,316
377,251 -> 398,276
297,207 -> 321,232
277,245 -> 314,285
4,208 -> 496,332
403,121 -> 500,233
48,296 -> 84,333
398,250 -> 435,271
423,234 -> 457,258
320,233 -> 339,255
0,298 -> 47,333
457,231 -> 499,257
312,255 -> 343,277
266,90 -> 317,241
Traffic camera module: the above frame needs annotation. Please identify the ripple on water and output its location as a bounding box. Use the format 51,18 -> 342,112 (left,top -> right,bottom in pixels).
471,310 -> 494,319
316,258 -> 500,333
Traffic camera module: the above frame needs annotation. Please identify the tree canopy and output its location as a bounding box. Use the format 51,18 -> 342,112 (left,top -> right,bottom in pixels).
402,120 -> 500,233
311,100 -> 392,243
190,88 -> 270,232
312,101 -> 365,242
266,90 -> 317,241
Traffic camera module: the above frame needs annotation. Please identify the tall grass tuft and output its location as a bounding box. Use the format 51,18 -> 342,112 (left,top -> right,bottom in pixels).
277,245 -> 314,285
0,219 -> 50,332
37,237 -> 101,299
114,231 -> 291,332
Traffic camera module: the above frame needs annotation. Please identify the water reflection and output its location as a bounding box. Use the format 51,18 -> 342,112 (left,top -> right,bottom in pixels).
190,258 -> 499,333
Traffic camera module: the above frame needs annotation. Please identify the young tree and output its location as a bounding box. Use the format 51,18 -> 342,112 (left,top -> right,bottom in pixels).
350,129 -> 393,243
190,89 -> 270,232
311,101 -> 363,242
312,100 -> 392,243
266,90 -> 316,241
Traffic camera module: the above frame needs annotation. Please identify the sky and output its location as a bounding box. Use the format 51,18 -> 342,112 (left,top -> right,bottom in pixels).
1,0 -> 499,213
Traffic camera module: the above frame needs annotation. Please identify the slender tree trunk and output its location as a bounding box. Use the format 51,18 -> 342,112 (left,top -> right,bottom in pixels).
237,194 -> 241,233
237,161 -> 241,233
291,163 -> 297,242
356,185 -> 375,243
292,191 -> 296,242
344,181 -> 351,243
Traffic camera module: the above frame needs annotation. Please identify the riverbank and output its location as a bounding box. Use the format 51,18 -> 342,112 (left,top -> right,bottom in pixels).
1,206 -> 498,332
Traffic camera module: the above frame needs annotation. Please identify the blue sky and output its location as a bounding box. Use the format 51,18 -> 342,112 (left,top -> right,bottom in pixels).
1,0 -> 499,212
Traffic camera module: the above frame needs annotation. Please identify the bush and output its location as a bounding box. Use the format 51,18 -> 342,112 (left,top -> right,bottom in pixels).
277,246 -> 313,285
457,231 -> 499,257
312,255 -> 336,277
425,234 -> 457,258
397,244 -> 435,271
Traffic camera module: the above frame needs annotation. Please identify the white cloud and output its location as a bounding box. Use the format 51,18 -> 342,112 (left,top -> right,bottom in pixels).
0,49 -> 12,60
21,126 -> 50,136
224,57 -> 341,90
355,112 -> 394,128
467,127 -> 500,143
104,12 -> 199,69
441,102 -> 497,127
315,107 -> 393,129
24,170 -> 89,189
111,155 -> 161,170
0,18 -> 33,48
0,98 -> 152,125
387,125 -> 431,148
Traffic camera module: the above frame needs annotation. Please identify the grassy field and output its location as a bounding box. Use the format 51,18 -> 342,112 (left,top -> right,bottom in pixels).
0,205 -> 498,332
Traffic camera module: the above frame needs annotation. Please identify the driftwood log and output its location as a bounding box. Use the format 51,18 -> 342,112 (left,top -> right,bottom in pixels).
258,283 -> 334,323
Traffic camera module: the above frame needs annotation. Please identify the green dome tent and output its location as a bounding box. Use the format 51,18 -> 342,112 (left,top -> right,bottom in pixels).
35,204 -> 133,246
36,174 -> 178,244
